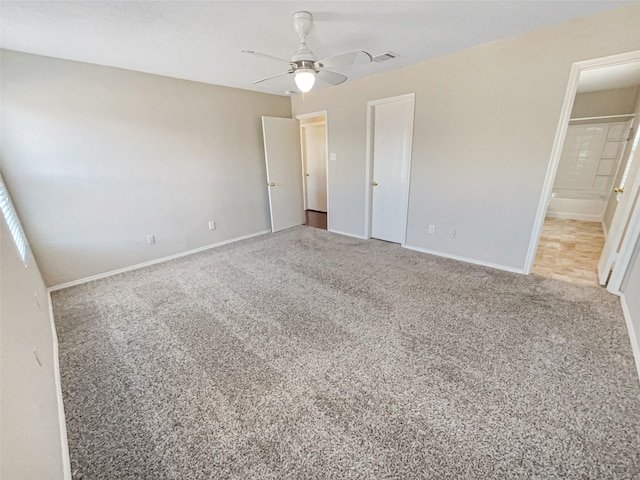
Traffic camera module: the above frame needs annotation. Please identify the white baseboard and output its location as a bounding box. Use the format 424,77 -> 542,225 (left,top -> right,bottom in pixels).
328,229 -> 367,240
48,230 -> 270,291
602,220 -> 609,239
47,293 -> 72,480
403,244 -> 526,275
620,293 -> 640,384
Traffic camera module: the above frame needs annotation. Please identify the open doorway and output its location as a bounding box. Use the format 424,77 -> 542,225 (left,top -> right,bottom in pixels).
298,112 -> 328,230
529,51 -> 640,289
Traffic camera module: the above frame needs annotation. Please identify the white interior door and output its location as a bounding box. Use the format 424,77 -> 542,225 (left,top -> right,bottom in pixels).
302,124 -> 327,212
598,124 -> 640,285
262,116 -> 305,232
370,95 -> 415,244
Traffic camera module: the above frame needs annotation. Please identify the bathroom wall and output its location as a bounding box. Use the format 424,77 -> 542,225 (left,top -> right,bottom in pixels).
548,86 -> 639,223
571,86 -> 638,118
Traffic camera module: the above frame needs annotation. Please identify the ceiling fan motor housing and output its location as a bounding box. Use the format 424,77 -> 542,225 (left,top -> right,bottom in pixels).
292,11 -> 312,37
293,59 -> 317,72
291,12 -> 317,68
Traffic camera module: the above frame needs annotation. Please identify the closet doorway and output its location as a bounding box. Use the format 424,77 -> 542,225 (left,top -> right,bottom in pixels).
365,94 -> 415,244
298,112 -> 328,230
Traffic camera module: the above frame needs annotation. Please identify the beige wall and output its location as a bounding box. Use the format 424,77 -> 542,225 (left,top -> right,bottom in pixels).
1,218 -> 67,479
571,86 -> 639,119
292,4 -> 640,271
3,6 -> 640,279
1,50 -> 291,286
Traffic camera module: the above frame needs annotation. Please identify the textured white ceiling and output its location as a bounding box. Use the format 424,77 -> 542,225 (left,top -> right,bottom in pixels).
0,1 -> 632,96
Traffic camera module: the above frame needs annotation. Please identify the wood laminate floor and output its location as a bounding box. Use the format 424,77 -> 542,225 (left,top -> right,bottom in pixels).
305,210 -> 327,230
532,217 -> 605,287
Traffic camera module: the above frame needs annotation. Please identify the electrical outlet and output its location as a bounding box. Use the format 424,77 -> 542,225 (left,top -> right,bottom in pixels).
428,224 -> 436,234
449,229 -> 456,239
147,235 -> 156,245
208,220 -> 216,230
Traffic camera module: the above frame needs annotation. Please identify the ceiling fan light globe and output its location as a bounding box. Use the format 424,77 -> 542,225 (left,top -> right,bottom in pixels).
294,70 -> 315,92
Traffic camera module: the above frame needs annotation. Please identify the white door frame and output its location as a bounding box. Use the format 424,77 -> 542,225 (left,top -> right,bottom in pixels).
364,93 -> 416,244
300,121 -> 327,211
296,111 -> 329,219
524,50 -> 640,291
609,190 -> 640,291
598,119 -> 640,287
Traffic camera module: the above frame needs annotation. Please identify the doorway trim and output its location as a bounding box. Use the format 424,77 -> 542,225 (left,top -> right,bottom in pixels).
296,110 -> 329,226
300,121 -> 326,211
364,93 -> 416,244
525,50 -> 640,286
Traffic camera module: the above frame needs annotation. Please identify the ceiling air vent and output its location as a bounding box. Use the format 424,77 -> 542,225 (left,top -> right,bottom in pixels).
372,52 -> 400,63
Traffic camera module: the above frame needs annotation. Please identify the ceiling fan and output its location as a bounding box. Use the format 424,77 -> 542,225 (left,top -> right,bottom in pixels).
243,11 -> 372,93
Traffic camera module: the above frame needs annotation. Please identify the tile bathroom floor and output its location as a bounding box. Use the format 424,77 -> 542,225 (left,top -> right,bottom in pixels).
532,217 -> 605,287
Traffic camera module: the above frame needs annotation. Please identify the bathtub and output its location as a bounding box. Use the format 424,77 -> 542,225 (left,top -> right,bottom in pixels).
546,189 -> 608,222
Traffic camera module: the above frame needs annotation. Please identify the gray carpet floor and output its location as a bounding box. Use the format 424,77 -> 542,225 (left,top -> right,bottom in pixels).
52,226 -> 640,479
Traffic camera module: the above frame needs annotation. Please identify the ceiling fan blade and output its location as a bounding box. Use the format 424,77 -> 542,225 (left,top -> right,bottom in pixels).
316,69 -> 348,86
317,50 -> 372,69
242,50 -> 292,65
252,70 -> 292,85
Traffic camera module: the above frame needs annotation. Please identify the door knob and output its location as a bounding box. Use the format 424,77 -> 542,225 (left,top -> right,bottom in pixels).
614,187 -> 624,193
268,182 -> 275,187
305,173 -> 310,177
372,181 -> 378,186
